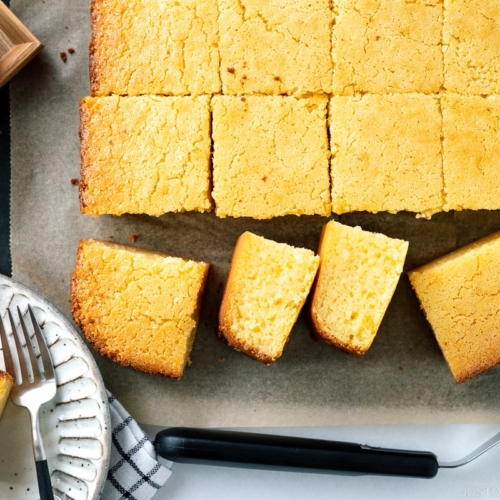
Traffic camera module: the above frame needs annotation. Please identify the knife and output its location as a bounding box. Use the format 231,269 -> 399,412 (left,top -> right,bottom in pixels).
154,427 -> 500,478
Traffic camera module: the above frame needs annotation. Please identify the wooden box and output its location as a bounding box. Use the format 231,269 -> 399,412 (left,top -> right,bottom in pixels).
0,2 -> 42,88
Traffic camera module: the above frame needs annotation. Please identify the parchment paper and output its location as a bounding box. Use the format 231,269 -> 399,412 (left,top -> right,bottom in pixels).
9,0 -> 500,427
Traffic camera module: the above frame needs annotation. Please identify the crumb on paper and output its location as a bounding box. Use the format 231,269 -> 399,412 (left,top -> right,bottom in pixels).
128,234 -> 138,243
60,52 -> 67,63
71,178 -> 79,186
68,48 -> 75,54
108,236 -> 114,239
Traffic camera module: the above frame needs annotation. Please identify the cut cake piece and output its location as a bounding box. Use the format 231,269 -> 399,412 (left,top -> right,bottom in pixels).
79,95 -> 212,216
330,94 -> 443,217
0,370 -> 13,420
442,94 -> 500,211
70,239 -> 210,379
218,0 -> 332,95
212,95 -> 331,219
219,232 -> 319,364
332,0 -> 443,94
408,231 -> 500,383
444,0 -> 500,95
90,0 -> 220,96
309,221 -> 408,355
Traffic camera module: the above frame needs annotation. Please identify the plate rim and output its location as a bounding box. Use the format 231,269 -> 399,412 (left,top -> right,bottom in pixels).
0,272 -> 112,500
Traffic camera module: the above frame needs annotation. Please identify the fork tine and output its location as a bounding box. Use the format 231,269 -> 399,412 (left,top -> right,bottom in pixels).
28,305 -> 54,382
0,315 -> 15,380
8,308 -> 30,384
18,306 -> 40,382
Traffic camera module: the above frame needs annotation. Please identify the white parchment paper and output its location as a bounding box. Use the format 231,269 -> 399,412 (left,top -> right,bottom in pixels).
9,0 -> 500,426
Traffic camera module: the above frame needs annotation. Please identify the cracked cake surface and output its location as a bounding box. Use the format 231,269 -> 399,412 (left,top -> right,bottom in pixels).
218,0 -> 333,95
90,0 -> 221,96
211,95 -> 331,219
79,95 -> 212,216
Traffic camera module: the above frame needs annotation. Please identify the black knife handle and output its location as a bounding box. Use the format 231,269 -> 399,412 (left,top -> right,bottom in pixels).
155,427 -> 439,478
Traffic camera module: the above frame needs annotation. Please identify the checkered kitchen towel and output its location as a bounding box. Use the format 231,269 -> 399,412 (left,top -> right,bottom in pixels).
101,392 -> 173,500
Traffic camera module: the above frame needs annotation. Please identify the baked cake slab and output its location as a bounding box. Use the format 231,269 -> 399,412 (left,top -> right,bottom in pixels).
79,95 -> 212,216
444,0 -> 500,95
442,94 -> 500,211
90,0 -> 220,96
219,232 -> 319,364
310,221 -> 408,356
333,0 -> 443,94
218,0 -> 333,95
409,231 -> 500,384
70,239 -> 210,379
212,95 -> 331,219
330,94 -> 443,217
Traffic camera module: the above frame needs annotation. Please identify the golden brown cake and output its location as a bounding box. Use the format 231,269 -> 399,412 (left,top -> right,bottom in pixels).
442,94 -> 500,211
71,239 -> 210,379
330,94 -> 443,217
212,95 -> 331,219
444,0 -> 500,95
79,95 -> 212,216
0,370 -> 13,420
218,0 -> 332,95
332,0 -> 443,94
408,231 -> 500,383
219,232 -> 319,364
309,221 -> 408,355
89,0 -> 220,96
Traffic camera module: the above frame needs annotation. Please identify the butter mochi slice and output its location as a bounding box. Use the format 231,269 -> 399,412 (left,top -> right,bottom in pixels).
0,370 -> 13,420
70,239 -> 210,379
409,231 -> 500,384
79,95 -> 212,216
309,221 -> 408,355
219,232 -> 319,364
90,0 -> 220,96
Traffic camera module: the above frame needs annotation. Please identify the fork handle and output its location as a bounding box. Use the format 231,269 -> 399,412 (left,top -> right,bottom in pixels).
36,460 -> 54,500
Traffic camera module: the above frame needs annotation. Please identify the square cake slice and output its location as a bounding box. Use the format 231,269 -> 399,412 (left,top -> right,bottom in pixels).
219,232 -> 319,364
408,231 -> 500,383
218,0 -> 332,95
70,239 -> 210,379
90,0 -> 220,96
330,94 -> 443,217
309,221 -> 408,355
442,94 -> 500,211
444,0 -> 500,95
79,95 -> 212,216
333,0 -> 443,94
212,95 -> 331,219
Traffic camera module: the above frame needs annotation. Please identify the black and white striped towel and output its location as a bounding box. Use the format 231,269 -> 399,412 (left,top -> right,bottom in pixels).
101,392 -> 172,500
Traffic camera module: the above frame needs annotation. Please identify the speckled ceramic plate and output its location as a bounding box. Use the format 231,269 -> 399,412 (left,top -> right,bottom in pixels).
0,275 -> 111,500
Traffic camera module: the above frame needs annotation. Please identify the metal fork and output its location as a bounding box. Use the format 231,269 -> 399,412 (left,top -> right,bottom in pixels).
0,305 -> 56,500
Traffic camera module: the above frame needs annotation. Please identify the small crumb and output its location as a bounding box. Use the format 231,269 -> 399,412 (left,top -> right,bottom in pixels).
273,76 -> 281,82
65,26 -> 68,29
242,75 -> 247,80
240,97 -> 246,102
108,235 -> 114,239
128,234 -> 138,243
227,67 -> 235,74
60,52 -> 67,63
71,178 -> 79,186
219,357 -> 226,362
399,366 -> 403,371
68,48 -> 75,54
262,176 -> 267,182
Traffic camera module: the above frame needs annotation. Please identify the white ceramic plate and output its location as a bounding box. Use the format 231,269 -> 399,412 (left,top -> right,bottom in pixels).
0,275 -> 110,500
